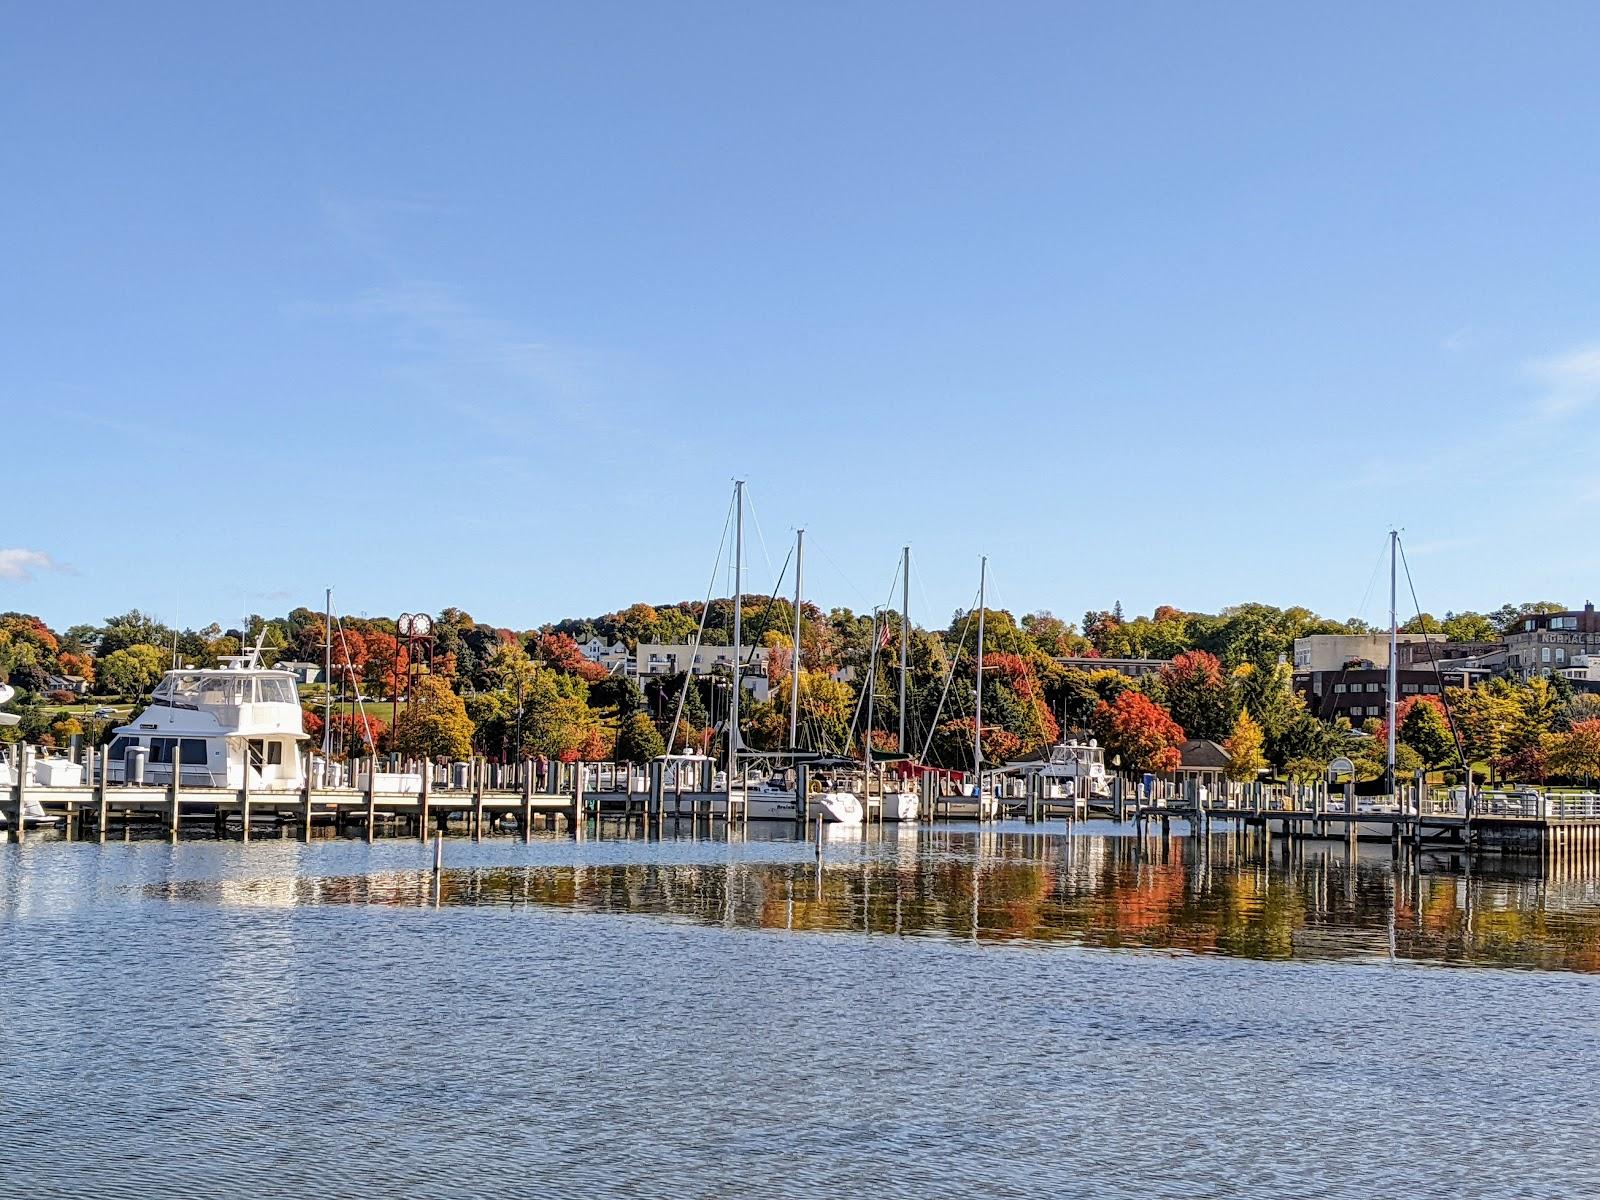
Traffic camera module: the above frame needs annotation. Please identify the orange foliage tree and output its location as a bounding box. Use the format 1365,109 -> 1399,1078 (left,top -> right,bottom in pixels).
1094,691 -> 1185,774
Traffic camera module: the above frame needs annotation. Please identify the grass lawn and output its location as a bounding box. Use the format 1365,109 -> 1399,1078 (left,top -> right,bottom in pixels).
324,700 -> 397,723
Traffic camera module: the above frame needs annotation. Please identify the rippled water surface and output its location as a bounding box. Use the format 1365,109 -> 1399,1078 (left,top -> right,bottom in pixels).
4,820 -> 1600,1198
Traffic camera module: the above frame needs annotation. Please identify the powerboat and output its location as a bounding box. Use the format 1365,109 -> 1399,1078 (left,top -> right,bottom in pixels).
104,651 -> 310,791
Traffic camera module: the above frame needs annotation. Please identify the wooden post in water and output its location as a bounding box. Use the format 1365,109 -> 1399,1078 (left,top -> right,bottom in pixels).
9,745 -> 25,845
301,751 -> 314,843
419,759 -> 432,840
168,750 -> 181,842
239,752 -> 252,843
472,756 -> 485,842
363,754 -> 377,842
572,760 -> 585,837
93,746 -> 109,844
432,829 -> 443,905
522,757 -> 535,843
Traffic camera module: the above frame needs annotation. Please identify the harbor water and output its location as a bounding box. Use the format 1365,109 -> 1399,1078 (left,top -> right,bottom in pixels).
3,820 -> 1599,1198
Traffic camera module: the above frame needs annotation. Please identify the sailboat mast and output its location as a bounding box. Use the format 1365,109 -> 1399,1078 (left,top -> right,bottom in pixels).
974,556 -> 987,782
789,529 -> 804,750
1387,529 -> 1398,794
899,545 -> 909,755
323,587 -> 333,761
730,480 -> 744,784
864,608 -> 880,779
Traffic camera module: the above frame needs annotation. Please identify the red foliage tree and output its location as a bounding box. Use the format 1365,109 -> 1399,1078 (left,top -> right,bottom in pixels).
535,633 -> 610,683
1094,691 -> 1186,774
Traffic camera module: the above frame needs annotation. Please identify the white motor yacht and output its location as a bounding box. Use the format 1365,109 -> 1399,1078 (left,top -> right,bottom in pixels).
104,652 -> 309,791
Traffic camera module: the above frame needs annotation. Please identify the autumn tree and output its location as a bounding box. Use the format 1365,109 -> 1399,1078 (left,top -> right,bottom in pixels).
1545,719 -> 1600,784
521,665 -> 600,761
1222,711 -> 1267,781
1093,691 -> 1185,774
388,674 -> 473,760
1154,650 -> 1236,743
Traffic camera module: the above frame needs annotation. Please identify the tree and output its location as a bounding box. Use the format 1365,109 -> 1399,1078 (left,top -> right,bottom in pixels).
1450,682 -> 1520,778
615,712 -> 666,764
97,610 -> 173,656
521,666 -> 600,761
1545,719 -> 1600,784
1093,691 -> 1185,774
1156,650 -> 1236,742
1440,612 -> 1499,643
388,674 -> 473,760
1396,695 -> 1455,768
1222,711 -> 1267,781
97,645 -> 167,697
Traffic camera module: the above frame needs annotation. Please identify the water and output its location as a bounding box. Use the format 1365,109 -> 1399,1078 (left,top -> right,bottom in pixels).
4,820 -> 1599,1198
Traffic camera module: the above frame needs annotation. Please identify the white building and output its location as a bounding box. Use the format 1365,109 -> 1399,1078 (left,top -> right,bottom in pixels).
1559,654 -> 1600,686
636,642 -> 771,700
578,637 -> 631,676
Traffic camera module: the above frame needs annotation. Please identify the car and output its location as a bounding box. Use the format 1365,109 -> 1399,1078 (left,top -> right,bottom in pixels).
93,707 -> 117,719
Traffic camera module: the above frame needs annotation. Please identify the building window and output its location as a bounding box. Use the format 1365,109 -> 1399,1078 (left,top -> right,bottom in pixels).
1556,649 -> 1566,664
1366,683 -> 1380,692
1423,684 -> 1439,694
1333,684 -> 1346,694
1402,684 -> 1418,694
1542,647 -> 1552,663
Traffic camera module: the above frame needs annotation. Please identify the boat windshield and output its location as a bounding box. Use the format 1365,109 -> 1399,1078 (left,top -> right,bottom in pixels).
155,673 -> 297,706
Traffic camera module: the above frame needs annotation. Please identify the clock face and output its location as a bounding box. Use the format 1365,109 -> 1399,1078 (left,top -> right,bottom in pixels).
397,614 -> 414,636
412,614 -> 433,637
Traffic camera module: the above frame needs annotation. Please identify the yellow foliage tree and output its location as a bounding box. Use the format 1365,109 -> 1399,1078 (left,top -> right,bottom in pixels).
1222,710 -> 1267,781
389,674 -> 474,760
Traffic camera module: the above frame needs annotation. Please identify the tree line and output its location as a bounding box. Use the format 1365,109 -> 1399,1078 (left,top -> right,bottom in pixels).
0,596 -> 1595,785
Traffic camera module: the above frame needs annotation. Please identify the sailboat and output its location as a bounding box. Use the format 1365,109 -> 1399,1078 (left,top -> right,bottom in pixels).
933,555 -> 1000,820
706,484 -> 862,825
854,546 -> 920,820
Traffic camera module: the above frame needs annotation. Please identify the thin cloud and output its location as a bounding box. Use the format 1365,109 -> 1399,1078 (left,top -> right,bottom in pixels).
1441,326 -> 1472,352
0,549 -> 64,581
288,280 -> 605,431
1527,346 -> 1600,419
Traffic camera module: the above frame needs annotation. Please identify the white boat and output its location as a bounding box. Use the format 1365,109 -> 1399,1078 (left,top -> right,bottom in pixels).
0,751 -> 73,826
104,650 -> 310,791
699,781 -> 864,824
1008,739 -> 1111,801
880,788 -> 920,821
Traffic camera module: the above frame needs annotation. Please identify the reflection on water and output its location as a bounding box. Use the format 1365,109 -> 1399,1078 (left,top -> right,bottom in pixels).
11,821 -> 1600,1199
146,825 -> 1600,973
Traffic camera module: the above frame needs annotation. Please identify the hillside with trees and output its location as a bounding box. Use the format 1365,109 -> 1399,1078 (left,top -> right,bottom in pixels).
1,596 -> 1594,786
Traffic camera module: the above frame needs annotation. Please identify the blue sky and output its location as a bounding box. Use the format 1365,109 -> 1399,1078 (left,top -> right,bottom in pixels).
7,3 -> 1600,634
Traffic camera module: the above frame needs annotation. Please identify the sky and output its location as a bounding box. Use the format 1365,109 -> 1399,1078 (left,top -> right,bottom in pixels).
6,2 -> 1600,635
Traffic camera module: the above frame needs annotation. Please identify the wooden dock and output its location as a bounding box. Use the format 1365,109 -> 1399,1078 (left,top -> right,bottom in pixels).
1122,782 -> 1600,862
5,756 -> 600,844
